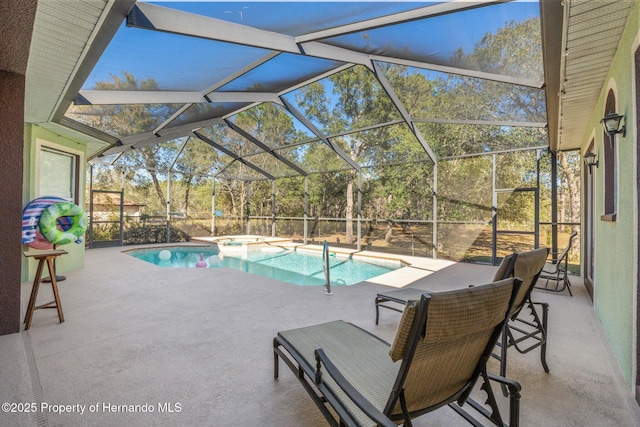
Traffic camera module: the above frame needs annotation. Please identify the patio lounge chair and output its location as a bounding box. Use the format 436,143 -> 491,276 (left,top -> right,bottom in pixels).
374,253 -> 517,326
494,247 -> 550,384
375,248 -> 550,381
536,231 -> 578,296
274,278 -> 523,427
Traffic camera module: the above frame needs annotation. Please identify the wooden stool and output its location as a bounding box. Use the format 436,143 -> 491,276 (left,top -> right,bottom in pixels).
23,249 -> 68,330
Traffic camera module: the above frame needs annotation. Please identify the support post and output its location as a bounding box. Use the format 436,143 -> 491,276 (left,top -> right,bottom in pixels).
119,170 -> 125,245
246,181 -> 251,235
357,171 -> 362,251
272,180 -> 277,237
304,176 -> 309,244
211,179 -> 215,236
432,162 -> 438,259
166,171 -> 171,243
535,150 -> 541,248
89,164 -> 94,248
492,154 -> 498,265
551,151 -> 558,261
119,187 -> 124,246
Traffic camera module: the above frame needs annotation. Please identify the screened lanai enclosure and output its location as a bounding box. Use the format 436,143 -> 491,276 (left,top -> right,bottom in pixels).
68,1 -> 579,267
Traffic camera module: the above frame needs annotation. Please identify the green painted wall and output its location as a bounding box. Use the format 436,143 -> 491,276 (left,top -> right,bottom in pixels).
581,3 -> 639,386
21,124 -> 88,282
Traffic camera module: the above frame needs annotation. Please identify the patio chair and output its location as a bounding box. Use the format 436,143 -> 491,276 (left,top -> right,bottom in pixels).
536,231 -> 578,296
494,247 -> 550,386
274,278 -> 523,427
375,248 -> 550,381
374,253 -> 517,325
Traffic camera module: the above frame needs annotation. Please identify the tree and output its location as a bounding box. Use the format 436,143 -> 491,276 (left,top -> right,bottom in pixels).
69,72 -> 180,212
172,137 -> 220,214
295,65 -> 399,243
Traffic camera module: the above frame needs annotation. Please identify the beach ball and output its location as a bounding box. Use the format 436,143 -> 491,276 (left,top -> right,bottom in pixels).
159,249 -> 172,261
208,255 -> 222,266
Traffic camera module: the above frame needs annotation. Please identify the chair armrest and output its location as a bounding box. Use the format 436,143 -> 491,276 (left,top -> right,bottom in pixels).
532,301 -> 549,309
487,373 -> 521,427
487,373 -> 521,395
314,349 -> 396,427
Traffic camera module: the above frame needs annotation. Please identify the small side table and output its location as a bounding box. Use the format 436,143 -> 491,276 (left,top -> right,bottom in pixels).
23,249 -> 68,330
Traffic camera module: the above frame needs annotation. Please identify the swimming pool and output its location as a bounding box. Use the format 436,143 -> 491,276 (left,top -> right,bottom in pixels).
126,245 -> 401,286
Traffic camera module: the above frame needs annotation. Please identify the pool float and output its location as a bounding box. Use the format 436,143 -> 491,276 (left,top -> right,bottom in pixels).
196,253 -> 207,268
29,230 -> 55,250
39,201 -> 87,245
21,196 -> 68,246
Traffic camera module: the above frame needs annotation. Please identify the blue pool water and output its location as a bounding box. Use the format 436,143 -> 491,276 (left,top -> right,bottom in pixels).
126,246 -> 400,286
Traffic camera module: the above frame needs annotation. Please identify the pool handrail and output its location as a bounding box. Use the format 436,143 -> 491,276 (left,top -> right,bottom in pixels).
322,241 -> 332,295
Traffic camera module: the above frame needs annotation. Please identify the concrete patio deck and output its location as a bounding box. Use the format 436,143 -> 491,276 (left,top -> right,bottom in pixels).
2,244 -> 640,426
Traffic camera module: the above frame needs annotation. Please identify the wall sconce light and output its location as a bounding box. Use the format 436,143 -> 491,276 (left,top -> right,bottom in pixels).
584,152 -> 599,174
600,112 -> 626,147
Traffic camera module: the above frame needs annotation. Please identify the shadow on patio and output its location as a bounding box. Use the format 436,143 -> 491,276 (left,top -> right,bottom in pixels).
2,246 -> 639,426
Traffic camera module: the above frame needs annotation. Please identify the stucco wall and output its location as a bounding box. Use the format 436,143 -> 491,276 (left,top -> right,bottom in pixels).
21,125 -> 88,282
583,3 -> 640,386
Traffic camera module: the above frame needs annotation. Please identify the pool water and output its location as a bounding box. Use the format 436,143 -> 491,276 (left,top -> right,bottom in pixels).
128,246 -> 219,268
126,246 -> 400,286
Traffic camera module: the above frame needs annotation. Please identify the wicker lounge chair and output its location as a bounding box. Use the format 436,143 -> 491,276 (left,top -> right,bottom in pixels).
536,231 -> 577,296
274,278 -> 522,427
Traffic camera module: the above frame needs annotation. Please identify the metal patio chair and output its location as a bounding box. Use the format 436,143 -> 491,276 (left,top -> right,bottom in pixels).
374,253 -> 517,326
494,247 -> 551,386
536,231 -> 578,296
274,278 -> 522,427
375,248 -> 551,382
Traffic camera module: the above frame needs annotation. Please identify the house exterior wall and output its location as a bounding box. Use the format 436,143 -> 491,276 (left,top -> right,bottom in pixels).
1,72 -> 28,335
581,3 -> 640,387
0,0 -> 38,335
21,125 -> 88,282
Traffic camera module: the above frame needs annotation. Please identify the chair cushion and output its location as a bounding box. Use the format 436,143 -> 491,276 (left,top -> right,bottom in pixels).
514,247 -> 548,280
389,279 -> 515,412
510,247 -> 548,317
389,279 -> 514,362
389,300 -> 418,362
492,253 -> 515,281
278,320 -> 399,427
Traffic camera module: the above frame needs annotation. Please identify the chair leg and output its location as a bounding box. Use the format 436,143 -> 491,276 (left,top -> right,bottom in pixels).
273,339 -> 280,379
564,274 -> 573,296
499,326 -> 509,397
375,298 -> 380,325
500,326 -> 508,378
540,303 -> 550,373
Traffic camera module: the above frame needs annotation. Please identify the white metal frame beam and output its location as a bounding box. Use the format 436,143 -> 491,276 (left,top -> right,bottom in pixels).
371,61 -> 437,163
93,0 -> 548,169
193,131 -> 275,180
280,97 -> 361,172
127,2 -> 540,89
224,119 -> 309,177
76,91 -> 279,105
294,1 -> 508,43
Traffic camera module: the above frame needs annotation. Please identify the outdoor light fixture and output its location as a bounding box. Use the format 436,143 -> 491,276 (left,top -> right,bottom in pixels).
583,152 -> 598,174
600,112 -> 626,147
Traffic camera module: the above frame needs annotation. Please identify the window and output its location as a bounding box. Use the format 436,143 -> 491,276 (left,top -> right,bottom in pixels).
38,144 -> 80,203
602,90 -> 617,221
